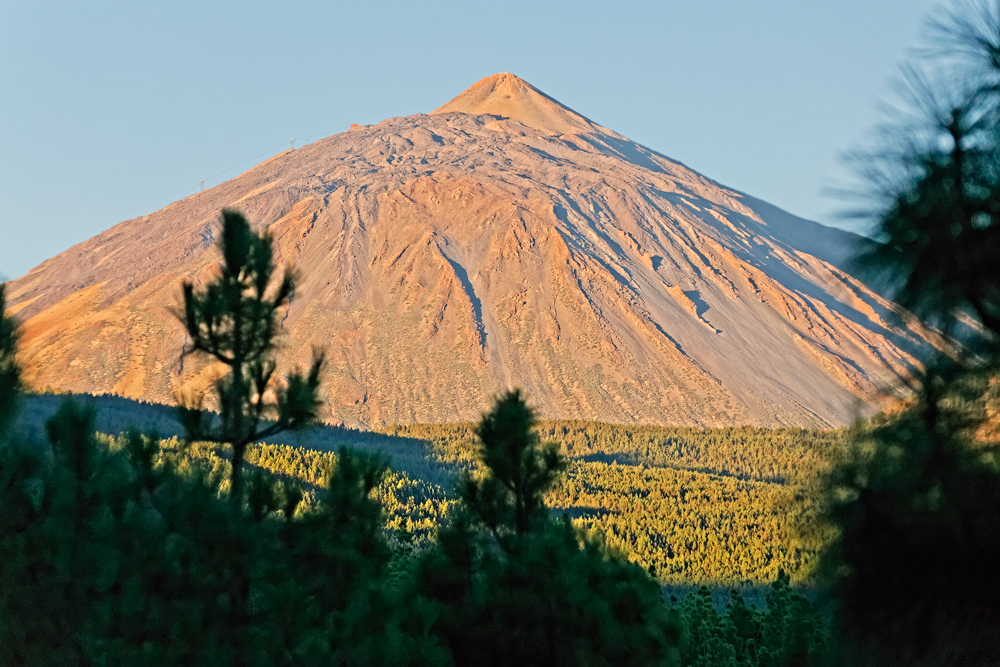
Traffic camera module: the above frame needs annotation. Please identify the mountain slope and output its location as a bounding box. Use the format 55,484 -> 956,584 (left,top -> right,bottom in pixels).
7,73 -> 938,428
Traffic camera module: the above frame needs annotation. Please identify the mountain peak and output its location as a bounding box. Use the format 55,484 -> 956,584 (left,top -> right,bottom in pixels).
8,74 -> 935,429
432,73 -> 605,135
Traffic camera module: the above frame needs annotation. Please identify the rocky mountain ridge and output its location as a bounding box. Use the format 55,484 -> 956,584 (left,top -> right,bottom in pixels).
7,73 -> 938,428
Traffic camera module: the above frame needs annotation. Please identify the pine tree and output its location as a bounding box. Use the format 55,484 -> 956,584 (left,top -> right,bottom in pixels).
417,390 -> 676,666
850,0 -> 1000,344
463,388 -> 564,544
822,3 -> 1000,663
0,283 -> 20,432
177,209 -> 324,507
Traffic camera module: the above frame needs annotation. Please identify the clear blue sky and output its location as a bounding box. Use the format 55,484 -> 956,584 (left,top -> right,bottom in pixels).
0,0 -> 940,280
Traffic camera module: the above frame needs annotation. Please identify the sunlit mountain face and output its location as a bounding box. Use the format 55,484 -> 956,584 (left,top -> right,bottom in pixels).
8,73 -> 938,428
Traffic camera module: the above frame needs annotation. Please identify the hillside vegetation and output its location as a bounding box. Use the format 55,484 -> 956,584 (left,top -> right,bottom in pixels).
389,421 -> 841,584
17,391 -> 842,585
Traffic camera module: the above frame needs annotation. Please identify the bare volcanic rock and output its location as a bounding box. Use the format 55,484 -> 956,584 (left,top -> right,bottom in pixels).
7,74 -> 939,428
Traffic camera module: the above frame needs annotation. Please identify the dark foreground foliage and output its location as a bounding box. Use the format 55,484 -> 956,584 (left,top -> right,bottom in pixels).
815,1 -> 1000,663
669,575 -> 826,667
817,365 -> 1000,666
411,390 -> 675,666
0,220 -> 826,665
0,389 -> 826,666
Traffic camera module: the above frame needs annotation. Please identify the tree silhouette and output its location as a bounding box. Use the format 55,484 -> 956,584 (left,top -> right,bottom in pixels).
0,283 -> 20,431
822,2 -> 1000,663
417,390 -> 675,666
177,209 -> 323,507
463,388 -> 564,543
849,0 -> 1000,344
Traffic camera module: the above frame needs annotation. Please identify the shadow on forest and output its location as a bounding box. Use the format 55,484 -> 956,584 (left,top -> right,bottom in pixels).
15,393 -> 453,485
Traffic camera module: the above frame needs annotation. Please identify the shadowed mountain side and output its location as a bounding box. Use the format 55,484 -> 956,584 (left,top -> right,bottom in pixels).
7,74 -> 942,428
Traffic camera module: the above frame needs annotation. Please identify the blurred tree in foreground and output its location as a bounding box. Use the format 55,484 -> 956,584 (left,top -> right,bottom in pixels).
415,390 -> 679,667
177,208 -> 323,507
823,1 -> 1000,664
0,283 -> 19,431
0,405 -> 437,664
850,0 -> 1000,344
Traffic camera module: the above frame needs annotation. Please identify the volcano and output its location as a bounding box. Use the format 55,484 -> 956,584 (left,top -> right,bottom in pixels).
7,73 -> 938,428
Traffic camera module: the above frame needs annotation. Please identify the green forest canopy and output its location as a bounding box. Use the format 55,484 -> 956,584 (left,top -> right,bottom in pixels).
125,414 -> 845,586
19,392 -> 846,586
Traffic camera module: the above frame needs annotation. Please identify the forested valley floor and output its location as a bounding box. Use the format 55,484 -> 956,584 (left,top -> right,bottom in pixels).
19,392 -> 843,587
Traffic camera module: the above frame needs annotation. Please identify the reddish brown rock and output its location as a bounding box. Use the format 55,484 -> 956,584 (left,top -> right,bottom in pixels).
7,74 -> 939,428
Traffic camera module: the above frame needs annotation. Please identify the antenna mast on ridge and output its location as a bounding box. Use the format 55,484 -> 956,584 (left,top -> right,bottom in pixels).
290,138 -> 295,151
200,180 -> 205,191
